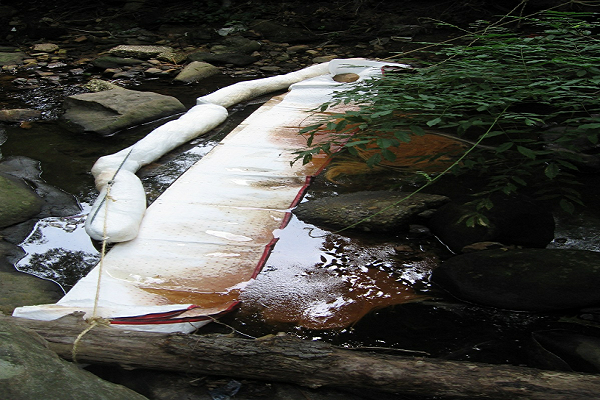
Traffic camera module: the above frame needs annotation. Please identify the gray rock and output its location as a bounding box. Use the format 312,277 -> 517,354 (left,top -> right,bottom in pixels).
0,173 -> 43,229
0,269 -> 63,315
61,87 -> 186,135
173,61 -> 220,83
293,191 -> 449,232
0,157 -> 81,219
432,248 -> 600,311
0,318 -> 148,400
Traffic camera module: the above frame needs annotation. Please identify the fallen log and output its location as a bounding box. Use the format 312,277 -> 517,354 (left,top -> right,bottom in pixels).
7,313 -> 600,400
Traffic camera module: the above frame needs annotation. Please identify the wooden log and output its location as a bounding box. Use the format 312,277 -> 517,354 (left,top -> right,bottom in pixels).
6,313 -> 600,400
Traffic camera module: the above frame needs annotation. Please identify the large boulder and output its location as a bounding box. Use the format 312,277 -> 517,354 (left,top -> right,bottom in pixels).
61,87 -> 186,136
293,191 -> 449,232
428,195 -> 555,253
0,318 -> 148,400
431,248 -> 600,311
173,61 -> 220,83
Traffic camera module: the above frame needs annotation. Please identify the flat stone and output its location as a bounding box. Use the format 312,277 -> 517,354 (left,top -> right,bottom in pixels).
108,44 -> 174,59
31,43 -> 59,53
61,87 -> 186,135
294,191 -> 449,232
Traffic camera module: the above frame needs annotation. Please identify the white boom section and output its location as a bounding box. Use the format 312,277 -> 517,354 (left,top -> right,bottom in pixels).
13,59 -> 407,333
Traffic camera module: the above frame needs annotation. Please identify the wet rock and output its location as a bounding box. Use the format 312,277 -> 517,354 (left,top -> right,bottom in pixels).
0,173 -> 43,229
0,50 -> 25,66
173,61 -> 220,83
61,87 -> 186,135
428,195 -> 555,253
431,248 -> 600,311
0,156 -> 81,220
293,191 -> 449,232
0,109 -> 42,122
0,268 -> 63,315
0,318 -> 148,400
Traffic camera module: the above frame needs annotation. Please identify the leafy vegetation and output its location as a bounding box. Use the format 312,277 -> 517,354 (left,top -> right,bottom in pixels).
295,11 -> 600,220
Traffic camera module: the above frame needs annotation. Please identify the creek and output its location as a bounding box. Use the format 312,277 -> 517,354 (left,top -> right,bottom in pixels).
2,71 -> 600,373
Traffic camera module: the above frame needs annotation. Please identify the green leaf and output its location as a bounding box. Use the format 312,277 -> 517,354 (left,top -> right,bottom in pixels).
426,117 -> 442,127
544,163 -> 560,179
410,125 -> 426,135
517,145 -> 537,159
560,198 -> 575,214
495,142 -> 513,153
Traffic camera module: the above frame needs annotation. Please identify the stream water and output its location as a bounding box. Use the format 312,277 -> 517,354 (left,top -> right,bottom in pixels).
3,75 -> 600,371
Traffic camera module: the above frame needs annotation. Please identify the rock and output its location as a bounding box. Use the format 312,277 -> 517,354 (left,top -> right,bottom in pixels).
188,52 -> 258,66
333,73 -> 359,82
530,330 -> 600,373
0,173 -> 43,229
31,43 -> 59,52
173,61 -> 220,83
61,87 -> 186,135
0,270 -> 63,315
428,195 -> 555,253
108,44 -> 174,59
431,248 -> 600,311
0,157 -> 81,220
0,109 -> 42,122
83,79 -> 122,92
92,56 -> 144,69
293,191 -> 449,232
0,51 -> 25,66
0,318 -> 149,400
313,55 -> 338,63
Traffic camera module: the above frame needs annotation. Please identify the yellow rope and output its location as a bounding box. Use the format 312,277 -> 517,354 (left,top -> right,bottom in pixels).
72,180 -> 114,363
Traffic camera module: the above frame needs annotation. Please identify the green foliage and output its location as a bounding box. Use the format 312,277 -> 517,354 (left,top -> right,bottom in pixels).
295,11 -> 600,216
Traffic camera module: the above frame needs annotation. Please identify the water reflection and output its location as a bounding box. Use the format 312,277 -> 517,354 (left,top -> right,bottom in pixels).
239,216 -> 434,330
16,210 -> 99,292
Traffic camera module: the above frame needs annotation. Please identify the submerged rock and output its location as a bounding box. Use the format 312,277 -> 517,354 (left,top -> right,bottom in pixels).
293,191 -> 449,232
432,248 -> 600,311
61,87 -> 186,135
